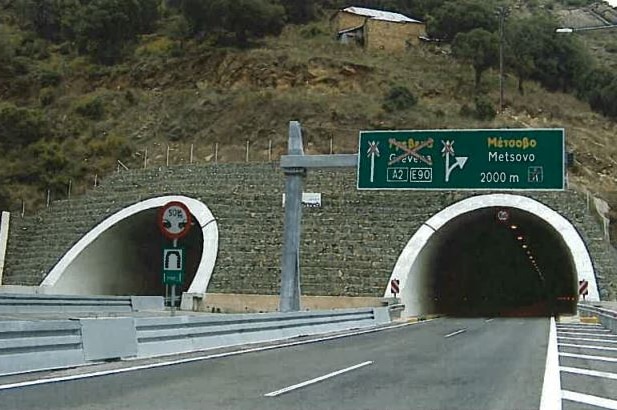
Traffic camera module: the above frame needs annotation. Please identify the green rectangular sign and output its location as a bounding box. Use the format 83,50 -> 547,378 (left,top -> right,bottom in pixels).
162,247 -> 184,285
357,129 -> 565,190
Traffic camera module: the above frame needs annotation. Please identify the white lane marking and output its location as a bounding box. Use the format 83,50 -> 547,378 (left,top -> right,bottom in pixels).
562,390 -> 617,410
0,321 -> 430,391
444,329 -> 466,338
485,318 -> 494,323
540,317 -> 561,410
560,352 -> 617,363
561,366 -> 617,380
557,325 -> 608,330
558,336 -> 617,344
264,361 -> 373,397
559,343 -> 617,352
558,332 -> 617,338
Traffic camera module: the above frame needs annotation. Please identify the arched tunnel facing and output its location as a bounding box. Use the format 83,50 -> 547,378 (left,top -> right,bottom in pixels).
389,194 -> 594,318
45,205 -> 205,297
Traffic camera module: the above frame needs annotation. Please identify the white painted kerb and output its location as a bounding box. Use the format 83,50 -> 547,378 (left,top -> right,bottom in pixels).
386,194 -> 598,315
41,196 -> 218,296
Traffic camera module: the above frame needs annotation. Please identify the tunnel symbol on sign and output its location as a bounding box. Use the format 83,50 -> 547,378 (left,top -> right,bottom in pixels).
164,249 -> 183,271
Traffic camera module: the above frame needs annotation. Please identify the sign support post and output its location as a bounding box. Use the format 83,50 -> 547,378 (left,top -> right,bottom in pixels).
280,122 -> 305,312
171,238 -> 178,316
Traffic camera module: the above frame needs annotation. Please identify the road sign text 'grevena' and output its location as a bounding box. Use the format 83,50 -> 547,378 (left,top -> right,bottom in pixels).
357,129 -> 565,190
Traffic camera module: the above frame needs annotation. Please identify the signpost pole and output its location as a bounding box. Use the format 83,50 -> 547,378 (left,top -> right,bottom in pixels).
280,121 -> 305,312
171,238 -> 178,316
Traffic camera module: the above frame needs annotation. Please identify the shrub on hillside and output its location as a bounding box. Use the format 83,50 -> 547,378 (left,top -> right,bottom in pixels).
39,87 -> 56,106
382,86 -> 418,112
474,96 -> 496,120
74,96 -> 105,120
36,68 -> 62,87
0,102 -> 48,148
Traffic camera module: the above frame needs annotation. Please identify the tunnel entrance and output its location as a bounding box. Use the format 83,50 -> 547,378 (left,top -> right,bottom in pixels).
426,207 -> 575,316
389,194 -> 597,318
41,196 -> 219,300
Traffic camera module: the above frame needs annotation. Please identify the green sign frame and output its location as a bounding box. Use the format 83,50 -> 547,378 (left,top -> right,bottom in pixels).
357,128 -> 565,191
162,247 -> 184,285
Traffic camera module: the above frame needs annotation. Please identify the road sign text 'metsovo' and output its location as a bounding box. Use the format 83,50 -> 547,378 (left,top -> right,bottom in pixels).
357,129 -> 565,190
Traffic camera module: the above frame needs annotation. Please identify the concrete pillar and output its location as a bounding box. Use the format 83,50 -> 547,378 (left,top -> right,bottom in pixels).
280,122 -> 305,312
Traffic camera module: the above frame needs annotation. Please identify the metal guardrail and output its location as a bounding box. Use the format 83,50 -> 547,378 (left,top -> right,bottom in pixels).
0,320 -> 85,376
0,294 -> 163,314
0,307 -> 391,376
577,303 -> 617,332
135,307 -> 389,357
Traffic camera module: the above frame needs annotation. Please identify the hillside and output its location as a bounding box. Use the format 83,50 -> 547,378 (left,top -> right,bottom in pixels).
1,0 -> 617,217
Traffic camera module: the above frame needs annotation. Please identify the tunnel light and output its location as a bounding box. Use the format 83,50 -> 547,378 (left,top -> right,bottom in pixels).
529,255 -> 534,260
517,236 -> 524,241
510,225 -> 517,229
522,244 -> 528,249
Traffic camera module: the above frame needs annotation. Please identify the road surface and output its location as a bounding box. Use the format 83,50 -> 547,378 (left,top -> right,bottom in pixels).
0,317 -> 550,410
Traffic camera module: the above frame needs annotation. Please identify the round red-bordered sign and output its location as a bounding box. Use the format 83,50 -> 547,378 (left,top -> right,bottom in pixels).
496,209 -> 510,222
158,201 -> 192,240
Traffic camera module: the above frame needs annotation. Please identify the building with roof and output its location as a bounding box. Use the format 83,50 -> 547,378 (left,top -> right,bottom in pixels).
332,6 -> 426,53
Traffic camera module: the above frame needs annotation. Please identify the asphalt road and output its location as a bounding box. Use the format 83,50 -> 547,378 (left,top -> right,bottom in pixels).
0,317 -> 550,410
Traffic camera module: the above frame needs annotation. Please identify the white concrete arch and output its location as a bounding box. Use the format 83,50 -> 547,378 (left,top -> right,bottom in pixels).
41,195 -> 218,296
385,193 -> 599,316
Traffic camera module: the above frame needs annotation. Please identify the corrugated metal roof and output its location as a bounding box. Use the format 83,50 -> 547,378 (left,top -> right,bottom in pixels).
342,6 -> 422,23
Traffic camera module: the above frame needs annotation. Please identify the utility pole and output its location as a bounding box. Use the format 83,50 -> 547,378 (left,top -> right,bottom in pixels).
497,6 -> 509,113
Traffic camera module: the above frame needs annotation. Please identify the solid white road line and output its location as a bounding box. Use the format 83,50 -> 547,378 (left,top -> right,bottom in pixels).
558,336 -> 617,344
559,343 -> 617,352
558,332 -> 617,338
444,329 -> 466,338
540,317 -> 562,410
560,352 -> 617,363
562,391 -> 617,410
485,318 -> 494,323
264,361 -> 373,397
0,321 -> 428,391
560,366 -> 617,380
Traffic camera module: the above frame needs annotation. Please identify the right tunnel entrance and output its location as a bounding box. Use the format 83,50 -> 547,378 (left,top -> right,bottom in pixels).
390,194 -> 599,317
426,207 -> 575,316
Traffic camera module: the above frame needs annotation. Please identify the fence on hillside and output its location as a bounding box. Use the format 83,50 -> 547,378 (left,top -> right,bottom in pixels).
18,135 -> 360,217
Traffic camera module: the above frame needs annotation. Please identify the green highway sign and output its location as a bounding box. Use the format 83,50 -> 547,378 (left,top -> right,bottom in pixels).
357,129 -> 565,190
162,247 -> 184,285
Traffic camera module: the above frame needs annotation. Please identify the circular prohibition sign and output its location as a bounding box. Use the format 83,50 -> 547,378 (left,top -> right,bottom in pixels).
157,201 -> 192,240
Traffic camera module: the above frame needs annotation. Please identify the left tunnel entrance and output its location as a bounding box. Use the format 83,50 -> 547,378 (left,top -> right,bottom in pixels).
41,196 -> 218,297
49,208 -> 202,296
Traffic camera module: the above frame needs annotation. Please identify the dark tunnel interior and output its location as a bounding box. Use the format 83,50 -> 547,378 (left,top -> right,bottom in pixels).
423,207 -> 578,317
51,208 -> 203,299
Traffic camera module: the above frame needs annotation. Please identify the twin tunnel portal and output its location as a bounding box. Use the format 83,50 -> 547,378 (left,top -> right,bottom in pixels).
40,194 -> 589,318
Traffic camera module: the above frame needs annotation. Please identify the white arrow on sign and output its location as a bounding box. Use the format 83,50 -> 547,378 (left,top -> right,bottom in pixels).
442,140 -> 468,182
367,141 -> 380,183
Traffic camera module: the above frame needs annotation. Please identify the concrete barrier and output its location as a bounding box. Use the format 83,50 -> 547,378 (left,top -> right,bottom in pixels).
0,294 -> 164,314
